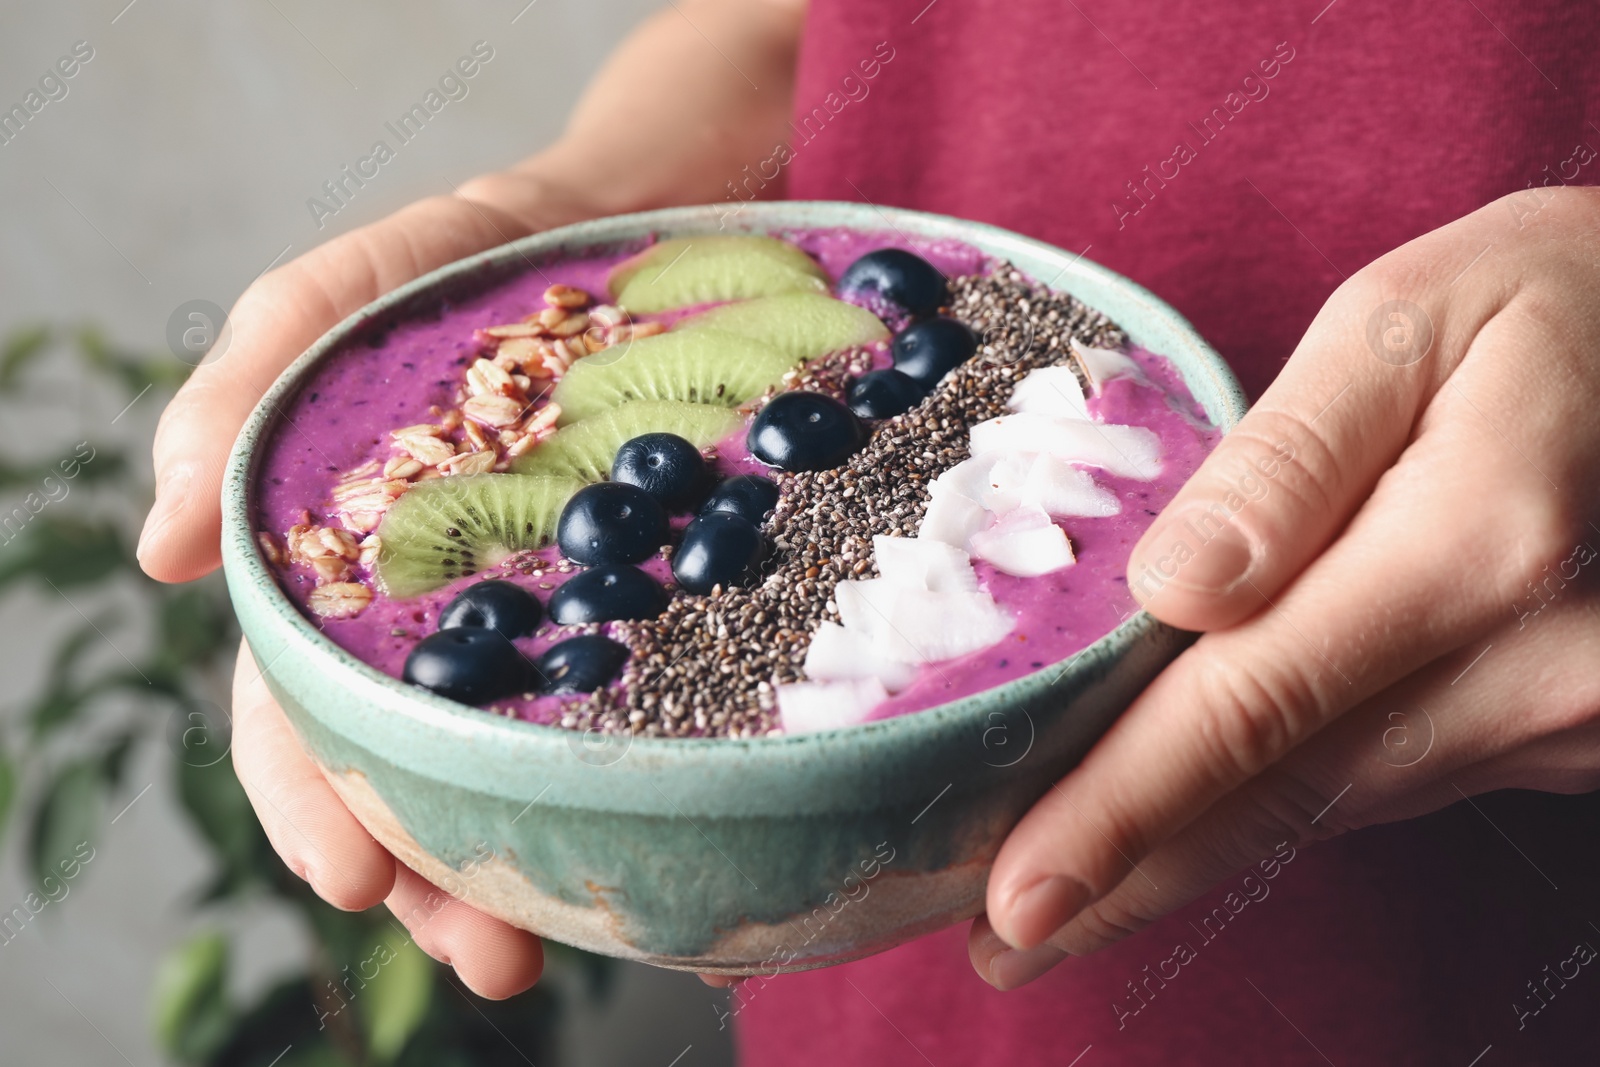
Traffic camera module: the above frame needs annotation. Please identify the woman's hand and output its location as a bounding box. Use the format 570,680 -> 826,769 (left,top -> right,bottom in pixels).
970,186 -> 1600,990
231,640 -> 547,997
138,0 -> 810,998
138,172 -> 591,582
145,173 -> 589,998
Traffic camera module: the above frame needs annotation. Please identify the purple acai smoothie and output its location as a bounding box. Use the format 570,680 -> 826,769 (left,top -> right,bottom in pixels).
253,227 -> 1217,737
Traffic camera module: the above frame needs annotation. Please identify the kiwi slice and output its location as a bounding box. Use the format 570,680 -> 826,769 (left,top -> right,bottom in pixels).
512,400 -> 743,482
551,328 -> 797,423
677,292 -> 889,361
373,473 -> 583,598
609,235 -> 828,313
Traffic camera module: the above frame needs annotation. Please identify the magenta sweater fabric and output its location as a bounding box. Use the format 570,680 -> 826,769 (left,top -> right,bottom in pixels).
730,1 -> 1600,1062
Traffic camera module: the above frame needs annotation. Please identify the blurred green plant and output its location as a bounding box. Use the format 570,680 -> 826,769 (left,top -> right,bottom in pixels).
0,326 -> 609,1066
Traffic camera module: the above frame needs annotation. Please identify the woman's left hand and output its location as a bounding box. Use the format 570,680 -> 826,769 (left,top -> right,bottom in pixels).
969,186 -> 1600,990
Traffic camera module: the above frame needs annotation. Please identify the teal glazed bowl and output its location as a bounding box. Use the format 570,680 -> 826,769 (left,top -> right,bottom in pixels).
221,202 -> 1247,975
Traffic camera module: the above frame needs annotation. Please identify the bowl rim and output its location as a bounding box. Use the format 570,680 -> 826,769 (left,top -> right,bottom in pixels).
221,200 -> 1247,765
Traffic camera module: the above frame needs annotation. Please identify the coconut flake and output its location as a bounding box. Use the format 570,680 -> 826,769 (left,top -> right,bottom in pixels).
975,453 -> 1034,515
776,678 -> 890,734
969,412 -> 1162,481
920,480 -> 994,548
876,589 -> 1015,662
1022,453 -> 1121,517
981,452 -> 1121,518
837,579 -> 1013,664
834,578 -> 900,641
932,454 -> 999,501
1070,338 -> 1148,394
969,505 -> 1076,576
803,621 -> 918,692
872,535 -> 978,592
1008,366 -> 1093,421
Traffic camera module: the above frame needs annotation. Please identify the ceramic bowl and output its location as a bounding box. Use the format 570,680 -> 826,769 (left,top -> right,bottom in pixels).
221,201 -> 1246,975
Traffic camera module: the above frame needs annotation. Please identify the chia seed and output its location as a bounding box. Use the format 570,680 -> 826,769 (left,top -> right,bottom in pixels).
563,267 -> 1124,738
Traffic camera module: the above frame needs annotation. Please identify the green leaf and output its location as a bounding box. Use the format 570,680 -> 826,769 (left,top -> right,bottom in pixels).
0,447 -> 124,491
273,1047 -> 351,1067
99,732 -> 137,790
54,447 -> 127,487
76,325 -> 189,394
199,976 -> 338,1067
393,973 -> 558,1067
361,929 -> 433,1063
177,753 -> 273,900
0,325 -> 51,391
28,619 -> 119,738
0,746 -> 15,852
157,584 -> 235,669
29,760 -> 102,889
0,515 -> 129,592
29,688 -> 87,738
543,940 -> 617,1000
152,930 -> 233,1062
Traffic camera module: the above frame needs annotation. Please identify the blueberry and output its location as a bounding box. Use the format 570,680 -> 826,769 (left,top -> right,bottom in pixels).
838,249 -> 948,318
847,368 -> 926,419
891,317 -> 977,389
672,512 -> 764,594
535,635 -> 629,694
438,579 -> 542,639
557,482 -> 668,565
699,474 -> 780,525
746,391 -> 865,472
611,432 -> 706,509
548,564 -> 667,624
404,627 -> 530,705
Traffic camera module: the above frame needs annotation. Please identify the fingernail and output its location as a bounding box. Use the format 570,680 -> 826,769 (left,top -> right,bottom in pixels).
998,875 -> 1089,949
1132,507 -> 1254,599
294,855 -> 355,912
986,943 -> 1069,991
137,465 -> 193,562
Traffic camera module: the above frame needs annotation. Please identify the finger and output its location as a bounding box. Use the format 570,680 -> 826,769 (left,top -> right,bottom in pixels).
986,397 -> 1558,950
385,864 -> 543,999
982,593 -> 1600,983
968,914 -> 1066,992
139,189 -> 551,584
973,705 -> 1454,989
231,641 -> 396,910
1126,224 -> 1512,632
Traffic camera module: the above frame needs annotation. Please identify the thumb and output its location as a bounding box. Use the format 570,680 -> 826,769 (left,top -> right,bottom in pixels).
139,191 -> 539,584
1127,282 -> 1443,631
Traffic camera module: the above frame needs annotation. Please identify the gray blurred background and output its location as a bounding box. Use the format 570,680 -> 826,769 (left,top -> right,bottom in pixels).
0,3 -> 738,1064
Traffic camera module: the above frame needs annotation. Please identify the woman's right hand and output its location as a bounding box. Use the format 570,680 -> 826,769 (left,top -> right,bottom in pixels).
146,171 -> 599,998
231,639 -> 548,997
138,169 -> 594,584
138,0 -> 809,582
138,0 -> 809,997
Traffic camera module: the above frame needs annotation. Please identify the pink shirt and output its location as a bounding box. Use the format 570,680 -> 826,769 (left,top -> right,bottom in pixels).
733,0 -> 1600,1061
